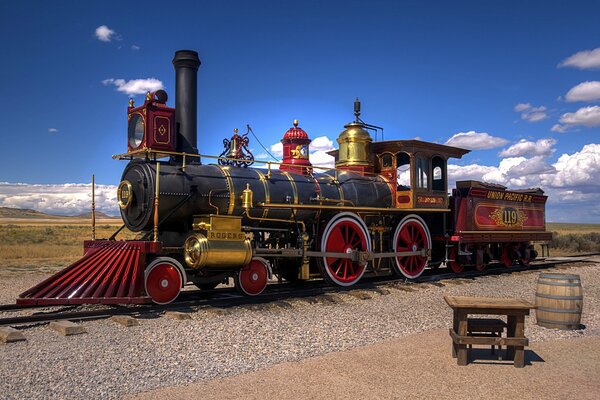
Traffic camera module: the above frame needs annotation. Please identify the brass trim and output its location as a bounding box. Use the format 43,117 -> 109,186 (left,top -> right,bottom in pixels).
217,165 -> 235,215
91,174 -> 96,240
153,163 -> 160,242
281,171 -> 299,204
117,180 -> 133,209
323,172 -> 344,202
241,184 -> 253,209
254,169 -> 269,219
257,202 -> 450,213
243,208 -> 306,233
153,115 -> 171,145
378,174 -> 394,202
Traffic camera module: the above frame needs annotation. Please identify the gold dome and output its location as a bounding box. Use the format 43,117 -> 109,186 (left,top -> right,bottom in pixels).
336,122 -> 373,168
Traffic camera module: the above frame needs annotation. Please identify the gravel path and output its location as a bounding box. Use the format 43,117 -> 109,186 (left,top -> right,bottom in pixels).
1,262 -> 599,399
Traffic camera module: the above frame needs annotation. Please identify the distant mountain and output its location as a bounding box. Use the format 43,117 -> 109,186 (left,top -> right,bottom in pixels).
75,211 -> 119,219
0,207 -> 61,218
0,207 -> 119,219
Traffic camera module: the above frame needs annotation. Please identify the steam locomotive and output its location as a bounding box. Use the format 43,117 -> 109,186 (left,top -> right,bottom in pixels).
17,50 -> 552,306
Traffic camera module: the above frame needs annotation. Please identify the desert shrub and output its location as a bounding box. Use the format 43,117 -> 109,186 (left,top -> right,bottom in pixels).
549,232 -> 600,253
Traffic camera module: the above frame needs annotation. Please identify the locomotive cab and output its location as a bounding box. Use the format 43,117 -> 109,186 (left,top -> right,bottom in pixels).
332,140 -> 470,209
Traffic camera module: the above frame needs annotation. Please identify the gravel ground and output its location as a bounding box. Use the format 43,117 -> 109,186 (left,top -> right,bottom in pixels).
1,261 -> 599,399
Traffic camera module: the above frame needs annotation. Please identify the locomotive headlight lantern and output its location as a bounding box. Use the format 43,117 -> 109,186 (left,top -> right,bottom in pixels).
126,90 -> 176,154
128,113 -> 145,149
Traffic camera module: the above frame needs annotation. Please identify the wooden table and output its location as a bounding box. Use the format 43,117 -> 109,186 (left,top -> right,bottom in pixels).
444,296 -> 534,368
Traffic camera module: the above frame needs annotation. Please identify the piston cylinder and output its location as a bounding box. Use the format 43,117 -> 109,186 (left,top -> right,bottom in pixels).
184,233 -> 252,269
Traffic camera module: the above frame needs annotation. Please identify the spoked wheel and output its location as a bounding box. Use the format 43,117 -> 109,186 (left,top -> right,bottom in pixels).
518,244 -> 532,266
235,257 -> 269,296
318,212 -> 371,286
392,215 -> 431,279
447,245 -> 464,273
475,247 -> 486,272
501,243 -> 516,268
145,257 -> 185,304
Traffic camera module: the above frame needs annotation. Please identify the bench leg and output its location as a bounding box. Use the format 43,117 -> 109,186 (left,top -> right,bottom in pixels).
452,310 -> 458,358
513,316 -> 525,368
457,310 -> 468,365
506,316 -> 516,360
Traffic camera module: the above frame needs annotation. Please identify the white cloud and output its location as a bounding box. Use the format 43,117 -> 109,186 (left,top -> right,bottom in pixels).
559,47 -> 600,70
48,128 -> 58,133
311,136 -> 335,152
513,103 -> 548,122
552,106 -> 600,132
514,103 -> 531,112
0,182 -> 119,216
310,151 -> 335,169
498,138 -> 557,158
445,131 -> 509,150
269,142 -> 283,157
542,144 -> 600,188
131,45 -> 141,51
95,25 -> 117,42
102,78 -> 164,96
565,81 -> 600,102
447,163 -> 498,189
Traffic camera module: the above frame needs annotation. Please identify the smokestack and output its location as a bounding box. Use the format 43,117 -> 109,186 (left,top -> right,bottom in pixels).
172,50 -> 201,154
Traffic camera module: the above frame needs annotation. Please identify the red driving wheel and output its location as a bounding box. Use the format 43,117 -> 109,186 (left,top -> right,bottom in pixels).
319,212 -> 370,287
145,258 -> 184,304
235,258 -> 269,296
392,215 -> 431,279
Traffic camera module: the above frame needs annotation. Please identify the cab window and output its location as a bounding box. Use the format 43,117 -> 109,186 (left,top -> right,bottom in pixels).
432,156 -> 446,192
396,152 -> 411,190
416,157 -> 429,189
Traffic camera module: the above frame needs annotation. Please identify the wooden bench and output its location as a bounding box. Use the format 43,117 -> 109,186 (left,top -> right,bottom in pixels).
445,296 -> 534,368
467,318 -> 507,354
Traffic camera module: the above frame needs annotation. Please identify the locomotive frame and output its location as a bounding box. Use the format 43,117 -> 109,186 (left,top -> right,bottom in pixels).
17,50 -> 553,306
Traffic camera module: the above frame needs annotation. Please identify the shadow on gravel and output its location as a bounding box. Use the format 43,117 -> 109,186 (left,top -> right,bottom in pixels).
468,348 -> 545,366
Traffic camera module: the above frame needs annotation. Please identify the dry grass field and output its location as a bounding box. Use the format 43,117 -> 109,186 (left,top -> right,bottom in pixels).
546,222 -> 600,235
0,218 -> 598,275
0,219 -> 136,275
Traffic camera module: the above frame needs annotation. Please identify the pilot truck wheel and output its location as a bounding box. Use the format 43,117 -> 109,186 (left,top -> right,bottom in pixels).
144,257 -> 185,304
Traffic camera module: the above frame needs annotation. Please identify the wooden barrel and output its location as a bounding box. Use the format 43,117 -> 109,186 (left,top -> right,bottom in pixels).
535,273 -> 583,330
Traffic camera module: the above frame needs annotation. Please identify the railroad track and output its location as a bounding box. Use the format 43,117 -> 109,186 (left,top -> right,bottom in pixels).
1,254 -> 597,328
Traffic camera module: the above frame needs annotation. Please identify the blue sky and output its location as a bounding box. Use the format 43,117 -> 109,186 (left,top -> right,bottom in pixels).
1,0 -> 599,222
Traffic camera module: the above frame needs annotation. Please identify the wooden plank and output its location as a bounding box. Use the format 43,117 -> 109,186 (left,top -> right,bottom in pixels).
513,315 -> 526,368
467,318 -> 506,333
456,312 -> 468,366
449,329 -> 528,347
444,296 -> 534,310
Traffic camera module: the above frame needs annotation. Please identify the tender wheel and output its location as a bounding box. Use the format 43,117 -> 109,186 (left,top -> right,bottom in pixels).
318,212 -> 371,287
518,243 -> 532,266
392,215 -> 431,279
500,243 -> 516,268
475,247 -> 486,271
145,257 -> 185,304
448,245 -> 464,273
235,257 -> 269,296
